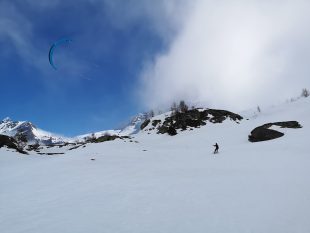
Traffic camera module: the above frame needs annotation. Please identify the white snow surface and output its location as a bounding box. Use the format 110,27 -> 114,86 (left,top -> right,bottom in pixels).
76,129 -> 121,140
1,98 -> 310,233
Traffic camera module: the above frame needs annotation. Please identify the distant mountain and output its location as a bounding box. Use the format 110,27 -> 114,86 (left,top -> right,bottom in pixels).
75,113 -> 149,141
0,113 -> 149,146
0,117 -> 68,145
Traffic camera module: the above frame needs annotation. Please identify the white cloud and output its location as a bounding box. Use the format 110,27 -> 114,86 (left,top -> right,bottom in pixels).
139,0 -> 310,111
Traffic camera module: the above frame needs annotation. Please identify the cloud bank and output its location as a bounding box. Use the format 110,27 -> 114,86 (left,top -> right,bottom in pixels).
139,0 -> 310,111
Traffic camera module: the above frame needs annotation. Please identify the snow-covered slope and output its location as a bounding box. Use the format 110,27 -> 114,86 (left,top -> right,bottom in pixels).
1,98 -> 309,233
0,117 -> 69,145
119,112 -> 149,136
75,129 -> 121,141
74,113 -> 148,141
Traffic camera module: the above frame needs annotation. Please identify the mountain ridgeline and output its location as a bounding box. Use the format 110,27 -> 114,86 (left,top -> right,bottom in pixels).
0,98 -> 306,154
0,117 -> 67,145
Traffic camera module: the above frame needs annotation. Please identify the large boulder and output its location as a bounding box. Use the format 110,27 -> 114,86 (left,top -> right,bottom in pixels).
248,128 -> 284,142
248,121 -> 302,142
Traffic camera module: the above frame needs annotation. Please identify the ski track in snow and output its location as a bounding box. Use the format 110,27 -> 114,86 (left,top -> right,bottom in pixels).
0,98 -> 310,233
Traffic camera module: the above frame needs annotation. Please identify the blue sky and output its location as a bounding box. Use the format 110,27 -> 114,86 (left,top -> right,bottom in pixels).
0,0 -> 171,136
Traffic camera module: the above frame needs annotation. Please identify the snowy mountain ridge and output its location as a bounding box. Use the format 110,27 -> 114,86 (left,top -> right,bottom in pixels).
0,117 -> 69,145
1,96 -> 308,147
0,114 -> 145,145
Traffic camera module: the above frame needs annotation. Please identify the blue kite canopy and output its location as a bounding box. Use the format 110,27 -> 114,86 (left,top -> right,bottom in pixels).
48,38 -> 72,70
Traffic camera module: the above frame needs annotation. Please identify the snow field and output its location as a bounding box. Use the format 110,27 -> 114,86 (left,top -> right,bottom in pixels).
1,98 -> 309,233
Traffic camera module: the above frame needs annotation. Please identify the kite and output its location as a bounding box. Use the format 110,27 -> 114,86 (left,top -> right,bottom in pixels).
48,38 -> 72,70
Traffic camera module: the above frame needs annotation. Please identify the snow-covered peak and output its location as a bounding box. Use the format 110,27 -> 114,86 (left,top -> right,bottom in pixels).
0,118 -> 68,145
1,117 -> 12,123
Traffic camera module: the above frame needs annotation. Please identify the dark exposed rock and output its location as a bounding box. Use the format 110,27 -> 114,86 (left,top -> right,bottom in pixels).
249,121 -> 302,142
167,126 -> 177,136
37,152 -> 65,155
91,135 -> 119,143
157,126 -> 168,134
140,119 -> 150,130
261,121 -> 302,129
156,109 -> 243,136
152,120 -> 161,127
0,135 -> 18,148
249,128 -> 284,142
86,135 -> 130,143
68,145 -> 84,150
207,109 -> 243,123
27,144 -> 41,151
0,134 -> 28,154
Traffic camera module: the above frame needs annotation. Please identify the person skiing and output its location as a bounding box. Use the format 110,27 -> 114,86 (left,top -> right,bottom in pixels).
213,143 -> 219,154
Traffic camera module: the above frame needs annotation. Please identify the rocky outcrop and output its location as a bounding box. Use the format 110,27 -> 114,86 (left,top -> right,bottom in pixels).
142,108 -> 243,136
248,121 -> 302,142
0,135 -> 28,154
85,135 -> 130,143
140,119 -> 150,130
248,128 -> 284,142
